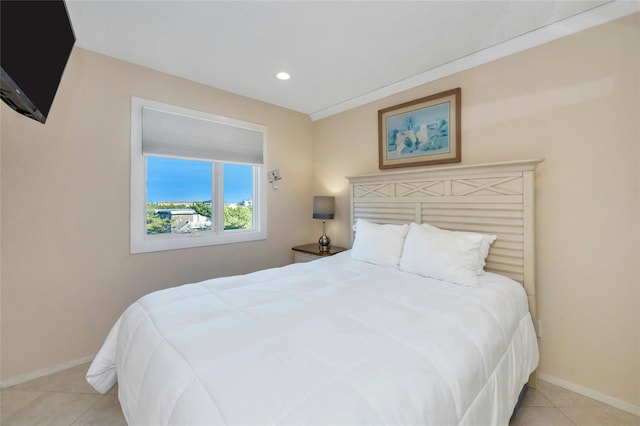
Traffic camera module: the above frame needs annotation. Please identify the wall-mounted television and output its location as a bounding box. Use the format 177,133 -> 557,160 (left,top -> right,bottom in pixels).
1,0 -> 75,124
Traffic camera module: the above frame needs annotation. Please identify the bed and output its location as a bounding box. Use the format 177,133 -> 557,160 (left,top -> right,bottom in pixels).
87,159 -> 542,425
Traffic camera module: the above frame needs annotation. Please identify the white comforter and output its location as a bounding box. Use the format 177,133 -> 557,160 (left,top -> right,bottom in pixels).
87,252 -> 538,425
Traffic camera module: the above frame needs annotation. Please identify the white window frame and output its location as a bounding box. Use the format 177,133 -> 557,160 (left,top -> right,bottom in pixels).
130,97 -> 267,254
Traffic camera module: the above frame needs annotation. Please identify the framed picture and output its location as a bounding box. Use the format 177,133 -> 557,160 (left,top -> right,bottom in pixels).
378,88 -> 461,169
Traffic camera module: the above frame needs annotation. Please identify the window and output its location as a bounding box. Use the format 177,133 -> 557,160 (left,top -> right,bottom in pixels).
131,97 -> 267,253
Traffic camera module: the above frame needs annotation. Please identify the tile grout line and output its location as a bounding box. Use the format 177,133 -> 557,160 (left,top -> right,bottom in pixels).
69,392 -> 107,426
2,389 -> 104,426
526,384 -> 582,426
553,406 -> 578,426
2,390 -> 50,425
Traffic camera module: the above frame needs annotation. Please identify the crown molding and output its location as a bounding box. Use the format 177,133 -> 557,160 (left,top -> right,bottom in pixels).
310,0 -> 639,122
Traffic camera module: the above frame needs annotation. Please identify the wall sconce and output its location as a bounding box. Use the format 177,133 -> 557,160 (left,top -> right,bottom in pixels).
313,196 -> 334,252
267,169 -> 281,189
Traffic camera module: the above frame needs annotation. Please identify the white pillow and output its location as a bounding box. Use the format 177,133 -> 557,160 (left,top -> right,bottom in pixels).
350,218 -> 409,268
399,223 -> 483,287
420,223 -> 496,274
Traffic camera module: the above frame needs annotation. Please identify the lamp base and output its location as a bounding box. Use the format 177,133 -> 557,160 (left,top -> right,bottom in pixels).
318,219 -> 331,251
318,233 -> 331,252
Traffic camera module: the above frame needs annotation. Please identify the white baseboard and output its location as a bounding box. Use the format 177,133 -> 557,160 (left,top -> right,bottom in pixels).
538,373 -> 640,416
1,355 -> 95,389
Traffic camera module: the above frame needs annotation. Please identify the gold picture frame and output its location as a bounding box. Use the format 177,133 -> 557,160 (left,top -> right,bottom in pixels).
378,88 -> 461,169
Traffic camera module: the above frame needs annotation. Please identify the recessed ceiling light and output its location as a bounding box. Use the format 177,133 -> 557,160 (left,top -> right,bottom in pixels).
276,72 -> 291,81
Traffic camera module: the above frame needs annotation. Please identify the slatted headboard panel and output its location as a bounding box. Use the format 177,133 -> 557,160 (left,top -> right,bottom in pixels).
348,159 -> 543,320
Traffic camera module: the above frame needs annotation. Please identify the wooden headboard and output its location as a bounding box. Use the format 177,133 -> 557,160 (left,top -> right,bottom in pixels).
348,159 -> 543,320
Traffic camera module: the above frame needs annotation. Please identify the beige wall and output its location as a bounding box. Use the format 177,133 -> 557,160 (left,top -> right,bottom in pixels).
312,14 -> 640,407
0,48 -> 314,380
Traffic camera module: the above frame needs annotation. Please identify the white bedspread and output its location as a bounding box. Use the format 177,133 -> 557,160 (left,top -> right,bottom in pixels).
87,252 -> 538,425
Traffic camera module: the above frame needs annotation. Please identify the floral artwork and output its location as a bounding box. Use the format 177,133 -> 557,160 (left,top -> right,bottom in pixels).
378,88 -> 460,169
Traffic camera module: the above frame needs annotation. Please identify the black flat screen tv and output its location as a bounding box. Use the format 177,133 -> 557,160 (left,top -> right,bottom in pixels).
1,0 -> 75,124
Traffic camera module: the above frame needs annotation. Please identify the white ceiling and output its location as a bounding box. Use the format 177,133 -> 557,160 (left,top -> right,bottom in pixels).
65,1 -> 637,120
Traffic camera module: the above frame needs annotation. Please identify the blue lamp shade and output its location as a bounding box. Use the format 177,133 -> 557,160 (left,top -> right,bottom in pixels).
313,196 -> 334,220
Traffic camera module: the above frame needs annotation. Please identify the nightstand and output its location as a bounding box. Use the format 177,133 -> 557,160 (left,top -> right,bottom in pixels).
291,243 -> 348,263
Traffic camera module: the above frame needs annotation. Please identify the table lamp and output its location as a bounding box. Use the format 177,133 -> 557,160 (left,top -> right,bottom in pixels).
313,196 -> 334,252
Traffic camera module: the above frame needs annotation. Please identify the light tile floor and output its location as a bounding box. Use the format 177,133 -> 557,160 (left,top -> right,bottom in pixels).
1,364 -> 125,426
510,381 -> 639,426
1,363 -> 638,425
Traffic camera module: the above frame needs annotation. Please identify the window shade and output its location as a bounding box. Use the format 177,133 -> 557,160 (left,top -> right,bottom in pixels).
142,107 -> 264,165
